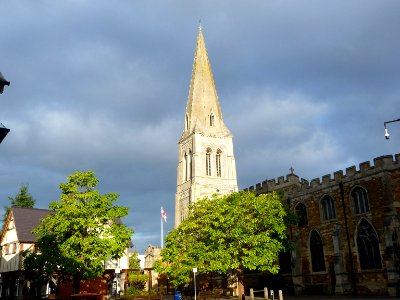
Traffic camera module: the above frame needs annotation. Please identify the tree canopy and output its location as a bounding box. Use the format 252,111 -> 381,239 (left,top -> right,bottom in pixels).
2,184 -> 36,224
24,171 -> 133,293
155,191 -> 288,288
129,251 -> 141,270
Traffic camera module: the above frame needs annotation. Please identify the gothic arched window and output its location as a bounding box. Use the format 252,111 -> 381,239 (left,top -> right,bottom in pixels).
295,203 -> 308,226
210,113 -> 215,126
183,152 -> 187,182
216,149 -> 222,177
321,195 -> 336,221
351,186 -> 369,214
206,148 -> 212,176
188,150 -> 192,179
310,230 -> 326,272
357,219 -> 382,270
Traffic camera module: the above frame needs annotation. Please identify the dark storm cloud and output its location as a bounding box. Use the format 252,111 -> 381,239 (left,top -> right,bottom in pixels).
1,0 -> 399,252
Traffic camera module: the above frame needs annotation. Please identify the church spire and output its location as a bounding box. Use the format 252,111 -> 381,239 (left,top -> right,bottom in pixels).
175,26 -> 238,226
183,26 -> 230,136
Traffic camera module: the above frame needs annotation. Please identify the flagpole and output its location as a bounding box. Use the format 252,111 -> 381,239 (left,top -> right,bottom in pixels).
161,212 -> 163,248
161,206 -> 167,248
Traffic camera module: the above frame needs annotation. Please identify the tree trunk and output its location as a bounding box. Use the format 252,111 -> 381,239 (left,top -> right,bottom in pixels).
237,268 -> 245,300
72,273 -> 82,294
55,275 -> 61,298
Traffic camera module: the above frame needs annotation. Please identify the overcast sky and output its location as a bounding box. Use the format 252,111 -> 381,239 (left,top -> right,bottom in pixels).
1,1 -> 399,253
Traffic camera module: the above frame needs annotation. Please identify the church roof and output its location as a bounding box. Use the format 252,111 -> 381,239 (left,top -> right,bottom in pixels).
183,26 -> 231,138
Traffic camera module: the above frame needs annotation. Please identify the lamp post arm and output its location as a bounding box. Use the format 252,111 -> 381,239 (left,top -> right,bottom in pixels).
384,118 -> 400,127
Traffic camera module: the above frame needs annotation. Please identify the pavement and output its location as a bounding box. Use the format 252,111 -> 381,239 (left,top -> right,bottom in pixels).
163,295 -> 400,300
282,297 -> 399,300
250,296 -> 399,300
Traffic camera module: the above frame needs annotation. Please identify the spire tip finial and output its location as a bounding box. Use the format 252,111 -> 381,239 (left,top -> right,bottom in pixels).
198,19 -> 202,31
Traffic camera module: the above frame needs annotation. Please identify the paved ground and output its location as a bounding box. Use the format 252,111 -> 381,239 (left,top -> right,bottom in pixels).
247,296 -> 399,300
245,296 -> 399,300
282,297 -> 399,300
164,295 -> 400,300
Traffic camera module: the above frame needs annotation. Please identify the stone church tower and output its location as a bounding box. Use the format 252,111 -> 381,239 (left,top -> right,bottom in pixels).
175,26 -> 238,226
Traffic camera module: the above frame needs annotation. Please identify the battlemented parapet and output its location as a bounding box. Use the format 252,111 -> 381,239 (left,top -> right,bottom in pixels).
244,153 -> 400,194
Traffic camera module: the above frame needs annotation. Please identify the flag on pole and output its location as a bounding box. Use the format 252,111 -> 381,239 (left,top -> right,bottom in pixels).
161,207 -> 167,222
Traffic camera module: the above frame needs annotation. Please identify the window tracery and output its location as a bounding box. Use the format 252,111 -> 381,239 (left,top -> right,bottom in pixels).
352,186 -> 369,214
321,195 -> 336,220
357,219 -> 382,269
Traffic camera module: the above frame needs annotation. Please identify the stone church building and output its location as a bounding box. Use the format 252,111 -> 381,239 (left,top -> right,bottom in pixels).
174,26 -> 400,296
245,155 -> 400,296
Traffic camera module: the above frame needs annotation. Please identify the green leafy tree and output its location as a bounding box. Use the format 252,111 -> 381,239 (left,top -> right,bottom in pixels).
2,184 -> 36,224
155,191 -> 288,296
23,234 -> 79,296
126,251 -> 149,296
24,171 -> 134,294
129,251 -> 141,270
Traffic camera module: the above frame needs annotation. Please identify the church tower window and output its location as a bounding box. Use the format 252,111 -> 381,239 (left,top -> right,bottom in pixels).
357,219 -> 382,269
183,152 -> 187,182
351,186 -> 369,214
216,149 -> 222,177
188,150 -> 192,179
206,148 -> 212,176
320,195 -> 336,220
210,113 -> 215,126
310,230 -> 326,272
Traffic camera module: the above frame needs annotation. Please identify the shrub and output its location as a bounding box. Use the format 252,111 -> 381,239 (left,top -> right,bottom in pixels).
128,273 -> 148,290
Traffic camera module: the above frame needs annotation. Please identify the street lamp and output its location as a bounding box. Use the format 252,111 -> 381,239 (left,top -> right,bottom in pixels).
115,267 -> 120,298
193,268 -> 197,300
0,72 -> 10,94
384,118 -> 400,140
0,124 -> 10,144
0,72 -> 10,143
